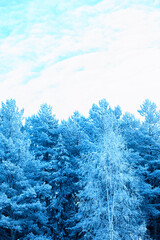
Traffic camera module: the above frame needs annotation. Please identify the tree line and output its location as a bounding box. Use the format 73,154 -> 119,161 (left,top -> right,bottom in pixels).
0,98 -> 159,240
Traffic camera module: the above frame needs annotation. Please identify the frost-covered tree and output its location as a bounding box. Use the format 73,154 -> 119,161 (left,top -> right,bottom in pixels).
0,99 -> 48,240
77,103 -> 147,240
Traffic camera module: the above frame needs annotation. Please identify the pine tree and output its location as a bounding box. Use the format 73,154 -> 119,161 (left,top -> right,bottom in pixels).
48,134 -> 78,239
137,99 -> 160,239
59,112 -> 91,239
25,103 -> 59,160
25,103 -> 59,237
0,99 -> 48,239
120,99 -> 160,239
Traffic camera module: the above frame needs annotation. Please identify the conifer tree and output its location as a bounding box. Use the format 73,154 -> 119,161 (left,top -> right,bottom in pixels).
0,99 -> 48,239
48,134 -> 78,239
120,99 -> 160,239
59,112 -> 91,239
137,100 -> 160,239
25,103 -> 59,237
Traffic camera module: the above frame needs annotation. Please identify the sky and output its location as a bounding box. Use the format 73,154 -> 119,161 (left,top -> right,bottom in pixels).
0,0 -> 160,119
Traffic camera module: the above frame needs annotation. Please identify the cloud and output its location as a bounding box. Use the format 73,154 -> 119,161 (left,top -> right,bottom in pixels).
0,0 -> 160,119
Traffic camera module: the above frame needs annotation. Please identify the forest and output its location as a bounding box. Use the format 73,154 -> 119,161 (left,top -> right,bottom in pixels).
0,98 -> 159,240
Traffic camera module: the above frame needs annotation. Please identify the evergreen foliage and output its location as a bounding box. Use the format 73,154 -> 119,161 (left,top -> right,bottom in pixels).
120,99 -> 160,239
0,98 -> 159,239
0,100 -> 48,240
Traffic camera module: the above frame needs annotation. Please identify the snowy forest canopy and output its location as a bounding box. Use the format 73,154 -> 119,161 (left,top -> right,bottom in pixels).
0,98 -> 160,240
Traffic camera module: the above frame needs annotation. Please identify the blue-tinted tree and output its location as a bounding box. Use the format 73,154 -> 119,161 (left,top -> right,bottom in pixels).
0,100 -> 48,239
137,100 -> 160,239
60,111 -> 91,157
76,102 -> 147,240
120,99 -> 160,239
25,103 -> 59,160
25,104 -> 60,236
48,134 -> 79,239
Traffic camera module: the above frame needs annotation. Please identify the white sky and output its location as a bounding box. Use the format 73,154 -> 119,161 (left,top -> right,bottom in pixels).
0,0 -> 160,119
